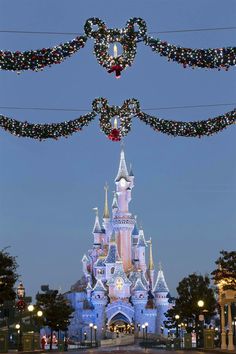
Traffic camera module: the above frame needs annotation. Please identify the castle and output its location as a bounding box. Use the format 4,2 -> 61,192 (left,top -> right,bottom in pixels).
67,149 -> 173,340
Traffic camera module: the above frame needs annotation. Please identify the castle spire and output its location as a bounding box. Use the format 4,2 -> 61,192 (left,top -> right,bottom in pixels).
92,207 -> 101,233
148,238 -> 154,271
115,147 -> 130,182
153,263 -> 169,293
103,183 -> 110,219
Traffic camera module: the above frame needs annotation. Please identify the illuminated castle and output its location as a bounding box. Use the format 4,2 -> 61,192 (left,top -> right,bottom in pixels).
67,149 -> 172,340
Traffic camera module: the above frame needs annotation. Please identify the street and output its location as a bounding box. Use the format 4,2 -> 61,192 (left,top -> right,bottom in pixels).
44,345 -> 232,354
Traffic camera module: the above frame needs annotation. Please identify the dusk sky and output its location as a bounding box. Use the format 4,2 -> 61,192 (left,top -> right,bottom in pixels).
0,0 -> 235,299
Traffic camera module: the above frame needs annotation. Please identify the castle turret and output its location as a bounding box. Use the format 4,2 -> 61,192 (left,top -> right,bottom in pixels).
131,276 -> 148,333
82,254 -> 89,275
137,229 -> 147,272
113,149 -> 135,271
154,263 -> 170,335
92,208 -> 102,247
91,276 -> 108,339
112,191 -> 118,217
104,233 -> 120,280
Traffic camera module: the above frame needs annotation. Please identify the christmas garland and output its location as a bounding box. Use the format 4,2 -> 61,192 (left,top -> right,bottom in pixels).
0,18 -> 235,74
0,36 -> 87,72
0,98 -> 235,140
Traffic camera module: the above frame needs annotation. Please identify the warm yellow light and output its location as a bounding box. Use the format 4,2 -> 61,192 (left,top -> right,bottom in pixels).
93,325 -> 97,329
28,304 -> 34,312
175,314 -> 180,320
114,117 -> 118,129
113,44 -> 118,58
142,324 -> 145,329
15,324 -> 20,329
89,323 -> 93,328
145,322 -> 148,327
197,300 -> 204,308
37,310 -> 43,317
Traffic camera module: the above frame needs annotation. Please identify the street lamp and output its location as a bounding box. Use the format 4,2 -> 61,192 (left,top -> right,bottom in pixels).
175,315 -> 180,338
27,304 -> 34,329
142,324 -> 145,341
197,300 -> 205,348
145,322 -> 148,342
84,331 -> 87,342
37,310 -> 43,318
137,323 -> 140,336
89,323 -> 93,347
93,325 -> 97,346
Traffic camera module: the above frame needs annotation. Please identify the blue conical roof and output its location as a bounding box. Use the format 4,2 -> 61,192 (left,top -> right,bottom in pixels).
153,267 -> 169,293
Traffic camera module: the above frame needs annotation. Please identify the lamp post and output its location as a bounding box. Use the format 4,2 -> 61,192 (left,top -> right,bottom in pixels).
142,324 -> 145,341
16,282 -> 25,352
175,315 -> 180,338
27,304 -> 34,330
89,323 -> 93,347
93,325 -> 97,346
197,300 -> 204,348
84,331 -> 87,342
145,322 -> 148,342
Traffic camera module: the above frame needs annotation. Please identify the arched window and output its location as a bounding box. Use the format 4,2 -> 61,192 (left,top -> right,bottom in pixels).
111,267 -> 115,274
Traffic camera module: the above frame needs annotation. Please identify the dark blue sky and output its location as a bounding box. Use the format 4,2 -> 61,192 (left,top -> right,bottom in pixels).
0,0 -> 235,298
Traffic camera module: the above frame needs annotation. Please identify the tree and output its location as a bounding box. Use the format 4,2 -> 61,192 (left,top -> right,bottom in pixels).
36,286 -> 74,350
211,250 -> 236,291
0,249 -> 18,304
164,273 -> 217,333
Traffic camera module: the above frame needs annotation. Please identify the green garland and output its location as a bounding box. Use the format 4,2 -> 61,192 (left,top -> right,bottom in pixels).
0,18 -> 235,73
0,98 -> 235,140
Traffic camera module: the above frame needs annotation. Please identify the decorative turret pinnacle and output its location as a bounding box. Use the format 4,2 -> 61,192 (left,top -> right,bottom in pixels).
115,148 -> 130,182
133,277 -> 147,292
147,238 -> 154,270
112,191 -> 118,209
92,207 -> 101,233
93,277 -> 106,292
129,163 -> 134,177
132,216 -> 139,236
153,263 -> 169,293
137,229 -> 147,248
103,183 -> 110,219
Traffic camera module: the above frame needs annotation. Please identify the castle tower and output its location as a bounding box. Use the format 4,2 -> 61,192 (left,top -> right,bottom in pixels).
113,149 -> 135,272
82,254 -> 89,275
153,263 -> 170,335
92,208 -> 102,247
104,232 -> 120,280
131,276 -> 148,331
137,229 -> 147,272
91,276 -> 108,339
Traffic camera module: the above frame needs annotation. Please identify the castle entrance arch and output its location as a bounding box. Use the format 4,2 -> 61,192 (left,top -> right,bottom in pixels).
109,312 -> 134,334
106,300 -> 135,334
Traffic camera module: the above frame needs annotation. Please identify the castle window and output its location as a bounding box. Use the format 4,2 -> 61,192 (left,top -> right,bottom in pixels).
141,310 -> 143,314
111,267 -> 115,274
97,314 -> 98,318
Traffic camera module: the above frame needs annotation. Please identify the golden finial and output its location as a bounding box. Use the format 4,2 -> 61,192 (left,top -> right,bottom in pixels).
148,238 -> 154,270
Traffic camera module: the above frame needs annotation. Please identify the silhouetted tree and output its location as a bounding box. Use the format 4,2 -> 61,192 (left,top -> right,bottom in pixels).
164,273 -> 217,333
0,249 -> 18,304
211,250 -> 236,290
36,286 -> 73,350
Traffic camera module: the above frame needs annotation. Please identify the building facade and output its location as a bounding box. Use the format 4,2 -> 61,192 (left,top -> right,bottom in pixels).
67,150 -> 173,340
